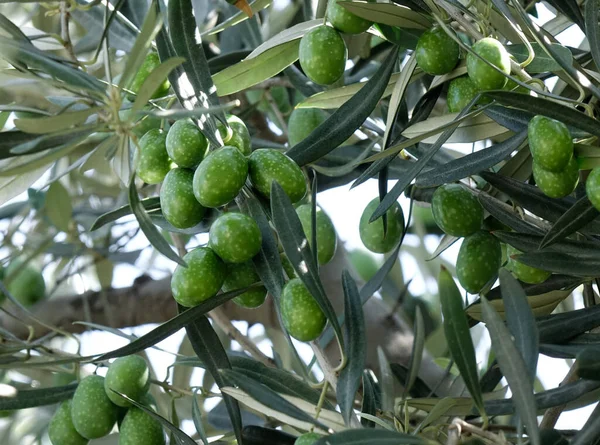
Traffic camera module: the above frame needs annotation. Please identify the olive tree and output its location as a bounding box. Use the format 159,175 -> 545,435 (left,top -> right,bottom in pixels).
1,0 -> 600,444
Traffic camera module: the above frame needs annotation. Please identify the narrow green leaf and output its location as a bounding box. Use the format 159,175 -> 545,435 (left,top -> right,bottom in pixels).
222,369 -> 328,430
248,19 -> 321,59
90,197 -> 161,231
287,46 -> 399,166
438,266 -> 486,418
271,182 -> 343,344
241,426 -> 297,444
186,315 -> 243,445
14,108 -> 99,135
110,391 -> 195,445
94,286 -> 255,361
0,166 -> 49,206
359,241 -> 401,303
313,429 -> 424,445
540,196 -> 600,248
513,252 -> 600,277
129,177 -> 186,266
414,398 -> 459,434
575,347 -> 600,380
403,305 -> 425,398
390,363 -> 436,398
377,347 -> 394,412
506,43 -> 573,73
131,57 -> 185,114
545,0 -> 585,31
45,181 -> 72,232
570,403 -> 600,445
191,391 -> 209,445
0,383 -> 77,411
337,271 -> 366,425
212,40 -> 300,96
416,130 -> 527,187
585,0 -> 600,76
310,174 -> 319,268
204,0 -> 272,36
481,298 -> 540,445
498,269 -> 538,384
338,0 -> 431,28
361,371 -> 378,428
494,231 -> 600,259
539,305 -> 600,343
478,193 -> 544,236
485,274 -> 583,301
169,0 -> 224,143
484,91 -> 600,139
0,12 -> 31,42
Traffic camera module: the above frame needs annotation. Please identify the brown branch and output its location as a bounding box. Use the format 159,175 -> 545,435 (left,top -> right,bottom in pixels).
60,2 -> 78,64
540,363 -> 579,429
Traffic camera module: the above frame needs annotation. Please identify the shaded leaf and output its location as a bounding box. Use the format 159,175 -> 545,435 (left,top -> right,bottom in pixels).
540,195 -> 600,248
0,383 -> 77,411
478,193 -> 544,236
438,266 -> 485,417
570,403 -> 600,445
287,46 -> 399,166
313,429 -> 425,445
204,0 -> 272,36
337,271 -> 366,425
403,306 -> 425,398
191,392 -> 209,445
538,305 -> 600,343
45,181 -> 72,232
90,197 -> 161,231
248,19 -> 321,59
506,43 -> 573,73
131,56 -> 185,114
361,371 -> 378,428
575,347 -> 600,380
514,252 -> 600,277
14,108 -> 99,135
241,425 -> 296,445
585,0 -> 600,76
338,1 -> 431,29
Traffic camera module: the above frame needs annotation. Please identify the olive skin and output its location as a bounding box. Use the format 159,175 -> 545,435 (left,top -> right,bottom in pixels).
2,260 -> 45,306
415,27 -> 460,75
104,355 -> 150,407
136,129 -> 171,185
119,407 -> 165,445
166,120 -> 208,168
295,432 -> 322,445
359,198 -> 405,254
209,213 -> 262,264
506,245 -> 551,284
348,249 -> 381,282
222,262 -> 267,309
171,247 -> 227,307
281,278 -> 326,342
248,149 -> 307,203
193,146 -> 248,208
327,0 -> 372,34
160,168 -> 206,229
217,115 -> 252,156
456,231 -> 502,294
288,108 -> 327,147
129,53 -> 170,99
528,115 -> 573,172
586,167 -> 600,211
299,26 -> 347,85
532,157 -> 579,199
71,375 -> 119,440
431,184 -> 483,237
447,76 -> 480,113
466,37 -> 511,90
48,400 -> 89,445
295,204 -> 337,265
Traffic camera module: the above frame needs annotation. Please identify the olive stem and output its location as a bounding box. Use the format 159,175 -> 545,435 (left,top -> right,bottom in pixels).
313,379 -> 329,422
539,362 -> 579,429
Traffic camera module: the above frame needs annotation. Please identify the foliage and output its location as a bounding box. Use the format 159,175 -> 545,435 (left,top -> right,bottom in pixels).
0,0 -> 600,444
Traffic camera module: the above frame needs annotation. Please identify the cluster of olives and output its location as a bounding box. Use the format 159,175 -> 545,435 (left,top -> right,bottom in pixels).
528,115 -> 578,198
431,183 -> 550,292
0,259 -> 45,307
415,27 -> 514,113
48,356 -> 164,445
298,0 -> 374,85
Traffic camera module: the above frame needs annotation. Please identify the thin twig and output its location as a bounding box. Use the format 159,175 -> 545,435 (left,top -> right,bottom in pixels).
451,419 -> 508,445
60,2 -> 78,63
540,363 -> 579,429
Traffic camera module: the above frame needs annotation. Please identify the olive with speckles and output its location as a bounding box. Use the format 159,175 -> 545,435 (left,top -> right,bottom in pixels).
71,375 -> 118,440
296,204 -> 337,265
528,115 -> 573,172
222,262 -> 267,308
327,0 -> 373,34
166,119 -> 208,168
506,244 -> 551,284
295,432 -> 322,445
48,400 -> 89,445
171,247 -> 226,307
359,198 -> 405,254
160,168 -> 206,229
415,27 -> 459,75
248,149 -> 307,203
119,407 -> 165,445
431,184 -> 483,237
104,356 -> 150,407
137,129 -> 171,185
193,146 -> 248,208
299,26 -> 347,85
129,53 -> 170,99
209,213 -> 262,264
217,115 -> 252,156
532,157 -> 579,198
281,278 -> 326,342
586,167 -> 600,211
466,37 -> 511,90
288,108 -> 327,146
456,231 -> 502,294
447,76 -> 480,113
